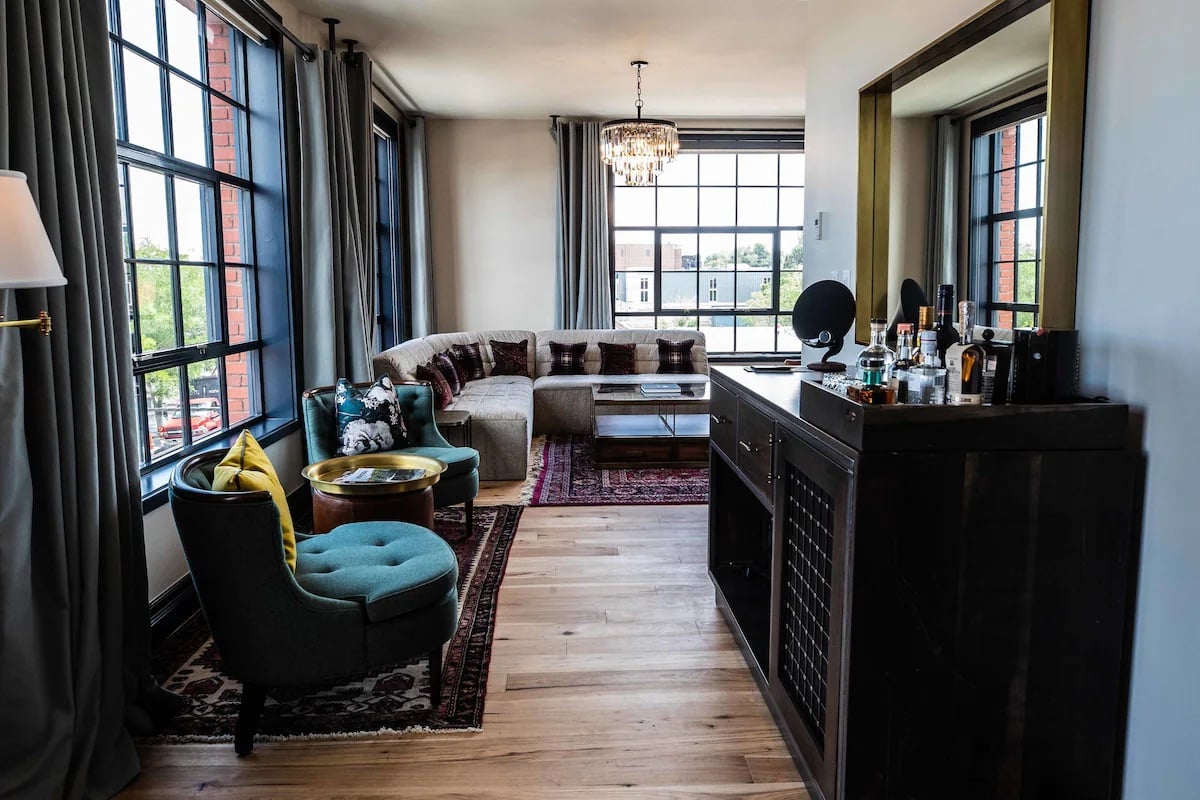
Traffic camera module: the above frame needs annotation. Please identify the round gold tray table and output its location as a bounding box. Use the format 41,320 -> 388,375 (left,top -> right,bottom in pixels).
301,453 -> 446,534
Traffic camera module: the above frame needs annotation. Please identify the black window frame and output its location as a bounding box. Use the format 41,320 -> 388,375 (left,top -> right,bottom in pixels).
108,0 -> 298,506
608,132 -> 806,356
373,106 -> 412,349
967,95 -> 1048,328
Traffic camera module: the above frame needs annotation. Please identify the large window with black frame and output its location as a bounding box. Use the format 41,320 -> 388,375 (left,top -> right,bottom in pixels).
108,0 -> 278,468
968,97 -> 1048,329
611,144 -> 805,353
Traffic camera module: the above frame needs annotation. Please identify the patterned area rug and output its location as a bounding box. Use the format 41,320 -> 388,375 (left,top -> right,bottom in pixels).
146,504 -> 522,743
526,434 -> 709,506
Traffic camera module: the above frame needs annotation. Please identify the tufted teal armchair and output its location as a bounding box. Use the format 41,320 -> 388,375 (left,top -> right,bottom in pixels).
169,451 -> 459,754
302,380 -> 479,533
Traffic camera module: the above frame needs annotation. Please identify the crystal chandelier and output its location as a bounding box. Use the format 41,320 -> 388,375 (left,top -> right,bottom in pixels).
600,61 -> 679,187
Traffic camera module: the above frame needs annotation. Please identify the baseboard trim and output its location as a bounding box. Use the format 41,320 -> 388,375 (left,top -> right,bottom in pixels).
150,575 -> 199,645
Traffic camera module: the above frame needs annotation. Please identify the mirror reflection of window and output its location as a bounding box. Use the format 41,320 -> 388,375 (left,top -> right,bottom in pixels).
968,103 -> 1047,328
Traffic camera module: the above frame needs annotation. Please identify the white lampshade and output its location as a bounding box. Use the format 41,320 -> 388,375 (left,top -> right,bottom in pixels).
0,170 -> 66,289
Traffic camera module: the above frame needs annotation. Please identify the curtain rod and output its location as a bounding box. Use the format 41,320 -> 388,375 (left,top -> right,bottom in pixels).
240,0 -> 317,61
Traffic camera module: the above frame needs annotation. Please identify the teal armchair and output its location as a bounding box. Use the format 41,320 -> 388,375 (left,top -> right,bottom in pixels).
169,451 -> 459,754
302,380 -> 479,532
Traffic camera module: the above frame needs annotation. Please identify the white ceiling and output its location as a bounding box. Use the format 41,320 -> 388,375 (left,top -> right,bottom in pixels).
891,5 -> 1050,117
286,0 -> 808,119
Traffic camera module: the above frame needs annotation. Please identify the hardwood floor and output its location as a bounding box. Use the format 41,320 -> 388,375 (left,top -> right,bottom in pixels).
125,485 -> 807,799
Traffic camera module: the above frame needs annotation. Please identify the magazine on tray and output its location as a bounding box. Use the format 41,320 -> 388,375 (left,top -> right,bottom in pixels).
335,467 -> 426,485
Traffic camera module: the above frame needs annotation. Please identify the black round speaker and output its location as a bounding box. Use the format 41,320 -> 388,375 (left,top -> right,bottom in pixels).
792,280 -> 857,372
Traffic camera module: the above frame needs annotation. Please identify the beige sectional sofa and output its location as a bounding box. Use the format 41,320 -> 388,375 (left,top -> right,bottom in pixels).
372,329 -> 709,481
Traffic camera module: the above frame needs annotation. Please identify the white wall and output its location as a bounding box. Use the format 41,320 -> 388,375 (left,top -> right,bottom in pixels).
888,116 -> 932,305
426,119 -> 559,332
805,0 -> 1200,795
1075,0 -> 1200,796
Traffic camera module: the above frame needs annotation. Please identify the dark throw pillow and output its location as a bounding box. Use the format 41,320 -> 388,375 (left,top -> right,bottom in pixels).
434,350 -> 462,395
450,342 -> 485,382
334,375 -> 409,456
656,338 -> 696,374
415,361 -> 454,410
490,339 -> 529,377
598,341 -> 637,376
548,340 -> 587,376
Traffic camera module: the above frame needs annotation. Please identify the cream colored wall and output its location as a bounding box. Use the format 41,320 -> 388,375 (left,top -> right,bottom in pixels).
426,119 -> 559,332
887,116 -> 932,307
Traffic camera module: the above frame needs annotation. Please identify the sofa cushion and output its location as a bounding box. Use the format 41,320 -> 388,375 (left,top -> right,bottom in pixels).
334,376 -> 409,456
533,329 -> 708,377
415,362 -> 453,410
213,431 -> 297,571
295,521 -> 457,623
373,330 -> 537,383
397,445 -> 479,479
489,338 -> 529,377
548,340 -> 587,375
598,341 -> 636,375
656,338 -> 697,374
433,351 -> 462,395
446,375 -> 533,420
451,343 -> 486,381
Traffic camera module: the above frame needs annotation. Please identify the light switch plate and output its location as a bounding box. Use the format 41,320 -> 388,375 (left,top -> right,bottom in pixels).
812,211 -> 826,240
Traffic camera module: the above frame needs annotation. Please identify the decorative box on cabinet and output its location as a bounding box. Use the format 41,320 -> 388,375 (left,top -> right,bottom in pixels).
708,367 -> 1137,800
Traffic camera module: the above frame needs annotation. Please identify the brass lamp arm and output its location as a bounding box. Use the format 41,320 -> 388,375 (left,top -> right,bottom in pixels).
0,310 -> 52,335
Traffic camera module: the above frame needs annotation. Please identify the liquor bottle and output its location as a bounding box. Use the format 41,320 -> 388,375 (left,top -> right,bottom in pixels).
933,284 -> 959,362
913,305 -> 935,364
889,323 -> 914,403
857,318 -> 896,388
945,301 -> 987,405
906,331 -> 947,405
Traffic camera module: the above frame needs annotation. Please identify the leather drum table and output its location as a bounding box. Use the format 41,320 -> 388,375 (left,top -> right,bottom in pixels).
301,454 -> 446,534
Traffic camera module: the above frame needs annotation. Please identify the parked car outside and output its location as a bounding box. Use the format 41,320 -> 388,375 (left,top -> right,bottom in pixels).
159,398 -> 222,441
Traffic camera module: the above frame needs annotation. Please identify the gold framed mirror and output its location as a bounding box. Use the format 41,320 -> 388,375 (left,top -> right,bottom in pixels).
854,0 -> 1090,343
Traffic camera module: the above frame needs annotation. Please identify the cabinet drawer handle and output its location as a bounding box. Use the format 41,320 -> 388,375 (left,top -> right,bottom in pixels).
766,471 -> 774,483
710,414 -> 728,424
739,440 -> 759,453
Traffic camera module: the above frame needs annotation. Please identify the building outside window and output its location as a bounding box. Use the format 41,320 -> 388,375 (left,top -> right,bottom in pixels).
611,142 -> 804,354
108,0 -> 290,472
968,99 -> 1047,328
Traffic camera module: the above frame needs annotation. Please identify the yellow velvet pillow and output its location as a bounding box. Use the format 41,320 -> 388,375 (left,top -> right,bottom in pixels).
213,431 -> 297,570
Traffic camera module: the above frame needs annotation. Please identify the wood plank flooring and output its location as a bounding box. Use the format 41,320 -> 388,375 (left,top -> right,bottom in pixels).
124,484 -> 806,799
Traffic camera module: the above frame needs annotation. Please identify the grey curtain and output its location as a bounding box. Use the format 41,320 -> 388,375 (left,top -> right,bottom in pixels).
406,116 -> 436,337
0,0 -> 167,795
925,115 -> 960,293
296,48 -> 377,386
553,119 -> 613,329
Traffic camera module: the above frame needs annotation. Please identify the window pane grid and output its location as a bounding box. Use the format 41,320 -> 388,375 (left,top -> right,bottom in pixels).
611,149 -> 804,353
111,0 -> 266,469
973,109 -> 1046,328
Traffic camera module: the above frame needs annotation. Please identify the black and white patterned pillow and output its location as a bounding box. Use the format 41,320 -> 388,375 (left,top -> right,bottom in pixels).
548,341 -> 587,376
656,338 -> 696,374
434,350 -> 462,395
450,343 -> 485,382
334,375 -> 408,456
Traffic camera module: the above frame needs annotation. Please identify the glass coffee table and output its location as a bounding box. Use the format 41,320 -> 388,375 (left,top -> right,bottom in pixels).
591,379 -> 710,467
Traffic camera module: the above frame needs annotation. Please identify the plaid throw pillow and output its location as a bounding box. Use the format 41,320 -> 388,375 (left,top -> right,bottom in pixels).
490,339 -> 529,377
450,343 -> 485,382
415,361 -> 454,410
656,338 -> 696,374
548,341 -> 587,376
433,351 -> 462,395
598,341 -> 636,375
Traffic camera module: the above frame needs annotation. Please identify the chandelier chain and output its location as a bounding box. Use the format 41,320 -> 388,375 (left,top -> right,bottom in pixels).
635,62 -> 644,118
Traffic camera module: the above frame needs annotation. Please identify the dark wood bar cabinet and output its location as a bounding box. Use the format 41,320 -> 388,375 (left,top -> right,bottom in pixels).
708,366 -> 1137,800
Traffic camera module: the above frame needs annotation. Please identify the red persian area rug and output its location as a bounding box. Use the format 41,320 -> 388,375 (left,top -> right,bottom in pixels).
145,504 -> 522,743
527,435 -> 709,506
